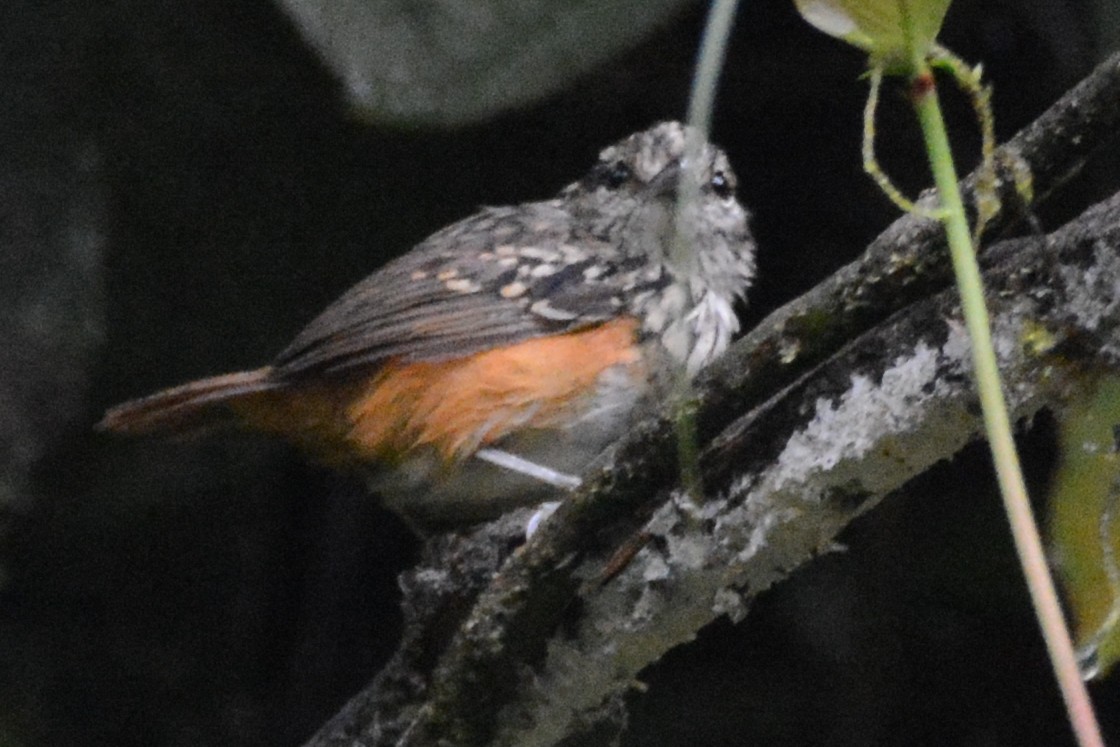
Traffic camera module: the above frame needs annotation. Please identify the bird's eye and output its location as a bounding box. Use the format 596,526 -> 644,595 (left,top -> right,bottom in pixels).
603,160 -> 632,189
710,170 -> 733,199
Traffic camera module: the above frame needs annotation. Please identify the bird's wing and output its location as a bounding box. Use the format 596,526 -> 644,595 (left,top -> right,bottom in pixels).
271,203 -> 654,379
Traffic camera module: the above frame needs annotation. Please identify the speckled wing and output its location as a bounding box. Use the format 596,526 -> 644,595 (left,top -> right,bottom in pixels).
271,202 -> 652,379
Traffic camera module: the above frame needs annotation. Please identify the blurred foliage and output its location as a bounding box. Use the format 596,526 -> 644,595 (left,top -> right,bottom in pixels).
1050,376 -> 1120,679
274,0 -> 693,125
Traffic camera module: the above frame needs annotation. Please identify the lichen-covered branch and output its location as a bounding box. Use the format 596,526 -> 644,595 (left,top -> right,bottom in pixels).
303,54 -> 1120,747
412,193 -> 1120,747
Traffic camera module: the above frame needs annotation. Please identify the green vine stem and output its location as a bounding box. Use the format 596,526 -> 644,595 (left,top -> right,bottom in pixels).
909,62 -> 1105,747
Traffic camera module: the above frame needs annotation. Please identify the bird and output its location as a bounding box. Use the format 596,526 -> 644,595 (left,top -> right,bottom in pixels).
98,122 -> 757,529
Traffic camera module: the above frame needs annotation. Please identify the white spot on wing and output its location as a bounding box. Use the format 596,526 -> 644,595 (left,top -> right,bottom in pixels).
531,299 -> 579,321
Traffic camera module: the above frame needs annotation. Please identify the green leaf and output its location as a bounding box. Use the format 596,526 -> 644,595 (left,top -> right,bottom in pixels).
1050,375 -> 1120,679
793,0 -> 952,71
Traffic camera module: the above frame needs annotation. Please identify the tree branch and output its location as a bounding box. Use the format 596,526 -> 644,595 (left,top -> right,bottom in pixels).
303,52 -> 1120,747
477,192 -> 1120,745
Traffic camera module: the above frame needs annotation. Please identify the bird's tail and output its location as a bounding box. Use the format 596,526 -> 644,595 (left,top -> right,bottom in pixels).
97,367 -> 280,435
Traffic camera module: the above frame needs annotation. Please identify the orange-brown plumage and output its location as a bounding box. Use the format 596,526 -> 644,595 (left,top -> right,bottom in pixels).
344,317 -> 642,463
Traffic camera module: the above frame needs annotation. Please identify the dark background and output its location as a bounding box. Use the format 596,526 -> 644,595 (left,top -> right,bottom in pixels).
2,0 -> 1119,744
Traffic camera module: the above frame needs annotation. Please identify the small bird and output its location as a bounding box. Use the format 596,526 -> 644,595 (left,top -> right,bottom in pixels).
99,122 -> 756,529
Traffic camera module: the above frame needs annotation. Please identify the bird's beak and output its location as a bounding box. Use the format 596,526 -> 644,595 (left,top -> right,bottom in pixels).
646,160 -> 682,200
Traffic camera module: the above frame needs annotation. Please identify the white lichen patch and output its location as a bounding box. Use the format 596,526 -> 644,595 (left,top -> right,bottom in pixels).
769,341 -> 947,495
1059,241 -> 1120,358
711,586 -> 750,623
